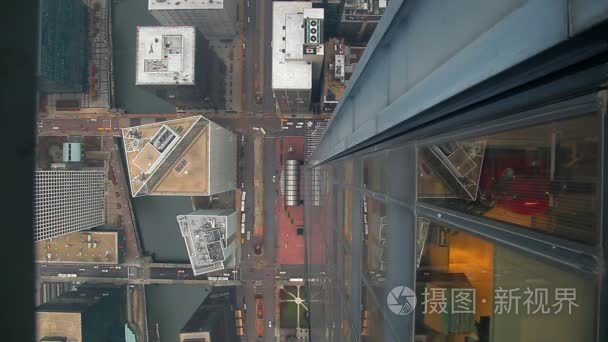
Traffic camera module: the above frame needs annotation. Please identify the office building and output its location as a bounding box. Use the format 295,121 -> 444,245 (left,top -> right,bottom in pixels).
305,2 -> 608,341
179,287 -> 238,342
272,2 -> 325,114
176,209 -> 237,276
148,0 -> 237,40
136,26 -> 217,110
122,115 -> 236,197
34,170 -> 106,241
38,0 -> 88,93
338,0 -> 389,44
35,230 -> 124,265
36,287 -> 124,342
320,38 -> 365,113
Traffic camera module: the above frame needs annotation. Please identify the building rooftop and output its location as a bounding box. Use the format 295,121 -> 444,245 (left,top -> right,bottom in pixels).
285,13 -> 305,60
37,288 -> 121,342
136,26 -> 196,86
272,2 -> 312,90
148,0 -> 225,10
322,39 -> 366,112
180,287 -> 237,341
343,0 -> 389,14
36,312 -> 82,342
122,116 -> 210,197
35,230 -> 122,264
176,209 -> 236,276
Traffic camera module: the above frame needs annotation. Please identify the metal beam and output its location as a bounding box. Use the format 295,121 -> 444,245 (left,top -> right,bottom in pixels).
313,0 -> 608,163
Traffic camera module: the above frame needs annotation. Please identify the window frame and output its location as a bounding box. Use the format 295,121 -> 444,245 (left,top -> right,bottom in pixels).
413,91 -> 606,342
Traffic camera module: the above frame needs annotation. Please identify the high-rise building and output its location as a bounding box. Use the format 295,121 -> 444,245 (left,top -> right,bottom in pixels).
179,287 -> 238,342
136,26 -> 220,110
34,170 -> 106,241
320,38 -> 365,113
338,0 -> 389,44
37,0 -> 88,93
148,0 -> 237,41
176,209 -> 237,276
305,2 -> 608,341
36,287 -> 124,342
272,2 -> 325,114
122,116 -> 236,197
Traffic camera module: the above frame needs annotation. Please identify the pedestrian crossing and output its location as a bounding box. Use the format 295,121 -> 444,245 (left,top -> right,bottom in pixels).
305,121 -> 328,161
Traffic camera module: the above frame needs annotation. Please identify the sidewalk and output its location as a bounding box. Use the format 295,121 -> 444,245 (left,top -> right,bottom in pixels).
102,136 -> 143,261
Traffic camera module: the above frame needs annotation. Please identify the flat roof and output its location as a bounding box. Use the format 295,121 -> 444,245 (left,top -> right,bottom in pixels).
36,312 -> 82,342
149,0 -> 224,10
122,116 -> 210,196
35,231 -> 121,264
272,2 -> 312,90
322,41 -> 347,103
176,210 -> 235,276
136,26 -> 196,85
285,13 -> 305,60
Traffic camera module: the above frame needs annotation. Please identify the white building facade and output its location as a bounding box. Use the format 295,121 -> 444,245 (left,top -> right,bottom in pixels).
272,2 -> 324,114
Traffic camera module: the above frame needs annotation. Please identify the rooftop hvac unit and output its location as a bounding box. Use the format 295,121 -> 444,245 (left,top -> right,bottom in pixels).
305,19 -> 322,45
150,125 -> 177,152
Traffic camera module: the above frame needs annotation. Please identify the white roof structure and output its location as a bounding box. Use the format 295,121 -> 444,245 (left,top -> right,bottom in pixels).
136,26 -> 196,85
272,2 -> 312,90
176,209 -> 236,276
148,0 -> 224,10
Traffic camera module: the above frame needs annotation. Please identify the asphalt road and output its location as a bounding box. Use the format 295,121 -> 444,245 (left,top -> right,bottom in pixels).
38,263 -> 128,279
37,117 -> 121,137
36,263 -> 239,282
262,135 -> 279,340
242,0 -> 274,114
221,115 -> 279,341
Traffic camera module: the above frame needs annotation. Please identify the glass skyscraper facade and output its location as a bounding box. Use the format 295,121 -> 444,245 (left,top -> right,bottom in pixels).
304,1 -> 608,341
305,99 -> 605,341
38,0 -> 88,93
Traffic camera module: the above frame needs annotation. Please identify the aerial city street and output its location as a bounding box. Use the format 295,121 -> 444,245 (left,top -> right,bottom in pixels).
33,0 -> 608,341
34,0 -> 378,341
